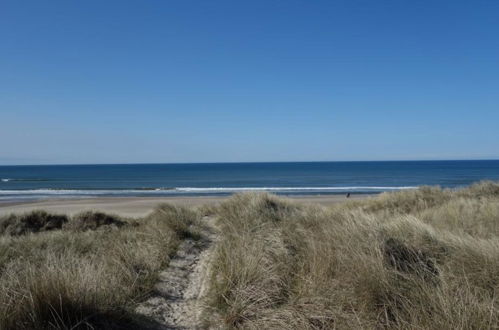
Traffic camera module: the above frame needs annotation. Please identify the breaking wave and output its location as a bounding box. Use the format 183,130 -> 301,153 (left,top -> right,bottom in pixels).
0,186 -> 417,197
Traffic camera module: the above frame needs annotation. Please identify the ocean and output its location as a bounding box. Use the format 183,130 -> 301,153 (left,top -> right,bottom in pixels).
1,160 -> 499,201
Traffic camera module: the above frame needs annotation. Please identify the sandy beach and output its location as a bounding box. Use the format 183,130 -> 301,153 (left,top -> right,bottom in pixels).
0,194 -> 372,218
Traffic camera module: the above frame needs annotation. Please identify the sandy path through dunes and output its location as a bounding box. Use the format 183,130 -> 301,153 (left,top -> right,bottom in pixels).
136,216 -> 217,329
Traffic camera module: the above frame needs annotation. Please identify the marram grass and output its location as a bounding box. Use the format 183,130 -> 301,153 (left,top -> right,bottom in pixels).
3,182 -> 499,329
0,205 -> 201,329
204,181 -> 499,329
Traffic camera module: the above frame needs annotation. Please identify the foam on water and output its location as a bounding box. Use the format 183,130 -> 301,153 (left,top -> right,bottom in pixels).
0,186 -> 417,197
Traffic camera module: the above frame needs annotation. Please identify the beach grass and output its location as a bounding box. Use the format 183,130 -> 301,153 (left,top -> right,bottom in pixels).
3,182 -> 499,329
0,204 -> 202,329
204,181 -> 499,329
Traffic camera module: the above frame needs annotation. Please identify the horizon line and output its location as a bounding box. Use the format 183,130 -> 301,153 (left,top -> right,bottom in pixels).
1,158 -> 499,167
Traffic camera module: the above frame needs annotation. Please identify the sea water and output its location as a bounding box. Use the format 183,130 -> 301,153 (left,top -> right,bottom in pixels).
1,160 -> 499,200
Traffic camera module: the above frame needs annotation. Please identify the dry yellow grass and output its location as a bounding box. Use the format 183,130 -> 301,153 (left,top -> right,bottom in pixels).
0,204 -> 202,329
205,181 -> 499,329
3,182 -> 499,329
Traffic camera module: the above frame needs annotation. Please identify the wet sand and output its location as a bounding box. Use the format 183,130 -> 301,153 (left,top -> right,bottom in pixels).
0,194 -> 373,218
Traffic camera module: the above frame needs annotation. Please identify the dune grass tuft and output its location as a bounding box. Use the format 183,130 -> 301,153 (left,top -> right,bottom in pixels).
204,181 -> 499,329
66,211 -> 127,231
0,204 -> 202,330
0,210 -> 69,236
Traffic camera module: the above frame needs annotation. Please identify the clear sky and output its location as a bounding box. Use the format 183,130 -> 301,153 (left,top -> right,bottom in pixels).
1,0 -> 498,165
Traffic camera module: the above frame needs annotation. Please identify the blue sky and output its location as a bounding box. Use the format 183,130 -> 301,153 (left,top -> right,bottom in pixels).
1,0 -> 498,164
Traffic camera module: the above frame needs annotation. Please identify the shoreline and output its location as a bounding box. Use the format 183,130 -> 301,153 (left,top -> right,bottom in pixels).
0,194 -> 374,218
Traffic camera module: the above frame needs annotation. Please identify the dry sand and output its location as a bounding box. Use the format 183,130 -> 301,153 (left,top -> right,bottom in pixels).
136,216 -> 217,329
0,194 -> 372,218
